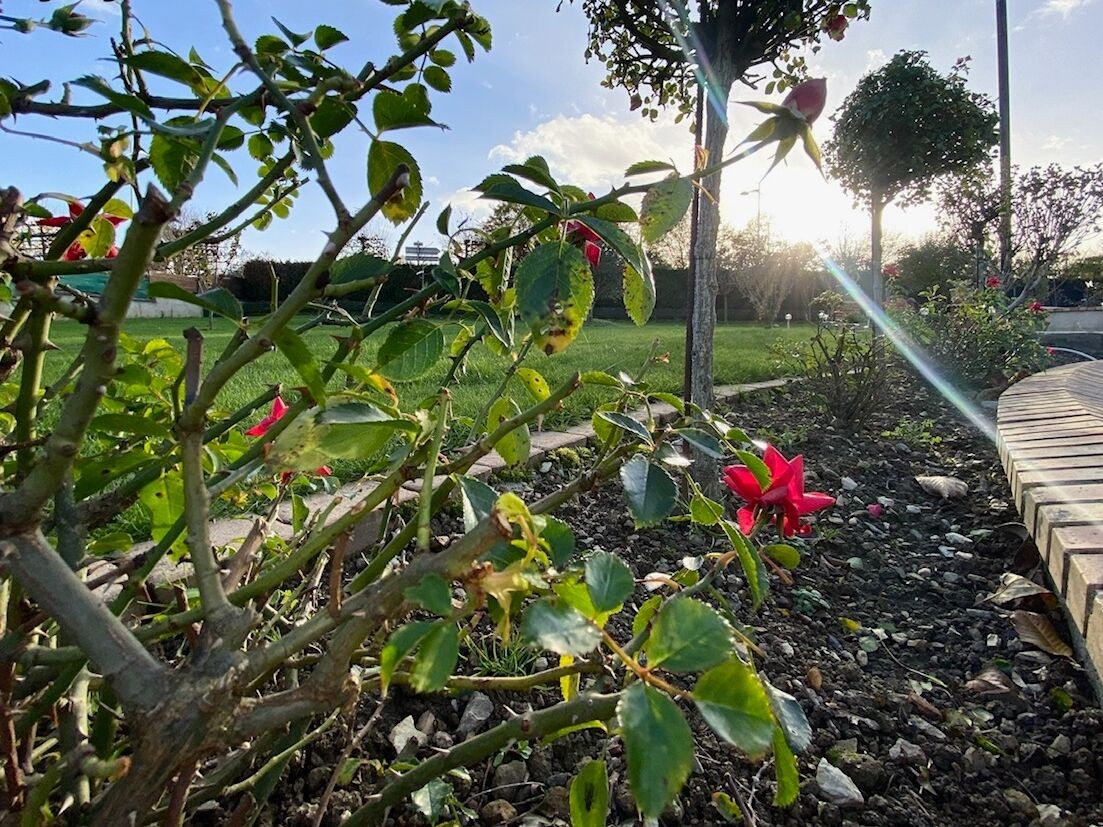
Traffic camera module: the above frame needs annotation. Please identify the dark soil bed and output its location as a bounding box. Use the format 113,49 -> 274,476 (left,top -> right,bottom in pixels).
257,372 -> 1102,827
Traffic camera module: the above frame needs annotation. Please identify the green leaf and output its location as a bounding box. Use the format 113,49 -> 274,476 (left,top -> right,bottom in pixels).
404,574 -> 453,617
515,242 -> 595,355
632,594 -> 662,638
501,156 -> 559,192
520,599 -> 601,657
138,471 -> 186,554
762,544 -> 801,569
101,198 -> 133,220
585,551 -> 634,614
647,597 -> 734,673
311,97 -> 357,139
619,455 -> 677,528
457,475 -> 497,532
594,200 -> 638,222
580,370 -> 622,388
569,759 -> 609,827
148,132 -> 196,192
367,139 -> 423,224
248,133 -> 273,161
690,493 -> 725,526
410,622 -> 459,693
542,516 -> 576,568
466,300 -> 511,347
373,89 -> 439,132
423,65 -> 451,93
772,726 -> 800,807
720,521 -> 769,611
734,450 -> 772,490
487,396 -> 530,466
800,125 -> 823,173
122,50 -> 204,87
267,401 -> 414,472
596,411 -> 652,444
380,621 -> 434,695
79,216 -> 116,258
679,428 -> 724,458
767,683 -> 812,753
639,176 -> 692,243
617,682 -> 694,819
147,282 -> 242,320
625,160 -> 677,176
694,660 -> 776,758
436,204 -> 451,235
376,319 -> 444,382
411,779 -> 451,824
74,75 -> 153,119
90,413 -> 170,439
272,18 -> 311,47
330,253 -> 392,285
515,367 -> 550,403
623,263 -> 657,326
430,49 -> 456,67
274,327 -> 326,405
314,24 -> 348,49
475,174 -> 560,214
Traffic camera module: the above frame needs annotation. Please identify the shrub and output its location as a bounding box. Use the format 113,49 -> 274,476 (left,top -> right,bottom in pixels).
780,292 -> 893,427
0,4 -> 830,824
896,282 -> 1049,389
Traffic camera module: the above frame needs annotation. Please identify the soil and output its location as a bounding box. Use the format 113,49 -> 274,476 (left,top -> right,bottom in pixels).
250,372 -> 1103,827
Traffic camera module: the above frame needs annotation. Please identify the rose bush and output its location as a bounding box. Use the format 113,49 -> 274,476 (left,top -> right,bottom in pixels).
0,3 -> 834,824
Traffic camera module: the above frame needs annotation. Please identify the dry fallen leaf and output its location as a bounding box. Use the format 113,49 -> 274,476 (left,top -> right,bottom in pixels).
965,666 -> 1017,696
807,665 -> 823,691
987,572 -> 1056,608
915,475 -> 969,499
1011,610 -> 1073,658
907,692 -> 944,722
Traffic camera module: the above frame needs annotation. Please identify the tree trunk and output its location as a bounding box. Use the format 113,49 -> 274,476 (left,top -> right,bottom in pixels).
869,192 -> 885,312
688,73 -> 735,412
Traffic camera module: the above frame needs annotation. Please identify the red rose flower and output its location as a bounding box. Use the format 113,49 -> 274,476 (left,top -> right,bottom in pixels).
823,14 -> 848,41
723,445 -> 835,537
882,263 -> 900,279
985,276 -> 1001,289
247,396 -> 332,482
39,201 -> 128,261
564,194 -> 602,270
1028,301 -> 1045,313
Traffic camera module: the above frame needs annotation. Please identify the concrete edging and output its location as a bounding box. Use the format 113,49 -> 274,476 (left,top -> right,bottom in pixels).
996,361 -> 1103,699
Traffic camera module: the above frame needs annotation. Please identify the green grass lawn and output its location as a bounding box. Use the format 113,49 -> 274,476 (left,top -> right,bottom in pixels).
45,317 -> 808,433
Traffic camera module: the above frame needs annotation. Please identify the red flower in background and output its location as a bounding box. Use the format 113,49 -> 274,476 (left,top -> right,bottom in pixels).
38,201 -> 128,261
723,445 -> 835,537
823,14 -> 848,41
564,194 -> 602,270
882,263 -> 901,279
985,276 -> 1002,289
1029,301 -> 1045,313
247,396 -> 332,482
782,78 -> 827,125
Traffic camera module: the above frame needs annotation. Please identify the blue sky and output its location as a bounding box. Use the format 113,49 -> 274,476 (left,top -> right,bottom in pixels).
3,0 -> 1100,260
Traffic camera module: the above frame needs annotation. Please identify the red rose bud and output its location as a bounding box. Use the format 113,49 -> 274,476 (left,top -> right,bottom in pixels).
882,263 -> 900,279
583,240 -> 601,269
1029,301 -> 1045,313
985,276 -> 1001,289
823,14 -> 848,41
782,78 -> 827,125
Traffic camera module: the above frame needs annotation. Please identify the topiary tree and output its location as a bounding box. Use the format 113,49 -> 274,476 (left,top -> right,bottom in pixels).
564,0 -> 871,411
0,2 -> 831,824
823,51 -> 998,311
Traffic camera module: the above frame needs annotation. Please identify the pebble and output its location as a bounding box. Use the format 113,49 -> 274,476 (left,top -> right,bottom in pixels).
944,532 -> 973,546
906,504 -> 923,514
457,692 -> 495,736
779,641 -> 795,657
816,758 -> 865,807
841,477 -> 858,491
389,715 -> 427,759
539,461 -> 553,473
492,759 -> 529,802
1047,733 -> 1072,757
942,571 -> 961,585
888,738 -> 925,765
479,799 -> 517,825
1002,788 -> 1039,820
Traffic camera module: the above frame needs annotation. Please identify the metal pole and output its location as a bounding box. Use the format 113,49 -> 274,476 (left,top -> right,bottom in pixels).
996,0 -> 1012,282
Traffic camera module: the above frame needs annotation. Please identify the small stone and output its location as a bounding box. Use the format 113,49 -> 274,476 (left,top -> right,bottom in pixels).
539,461 -> 553,473
1047,733 -> 1072,757
816,758 -> 864,807
416,710 -> 437,735
909,717 -> 946,741
944,531 -> 972,546
987,633 -> 999,647
779,641 -> 795,657
431,731 -> 454,749
1037,803 -> 1066,825
479,799 -> 518,825
856,649 -> 868,667
941,571 -> 961,585
492,759 -> 530,802
457,692 -> 495,736
389,716 -> 427,759
540,786 -> 571,819
1002,788 -> 1039,820
533,656 -> 550,671
877,496 -> 895,507
906,504 -> 922,514
841,477 -> 858,491
888,738 -> 925,765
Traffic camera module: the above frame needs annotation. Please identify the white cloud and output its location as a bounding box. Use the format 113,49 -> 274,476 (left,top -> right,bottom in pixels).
82,0 -> 123,18
1037,0 -> 1095,17
864,49 -> 887,71
488,113 -> 693,194
1043,134 -> 1072,151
